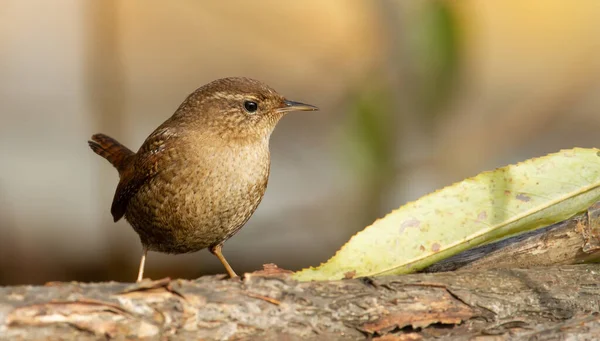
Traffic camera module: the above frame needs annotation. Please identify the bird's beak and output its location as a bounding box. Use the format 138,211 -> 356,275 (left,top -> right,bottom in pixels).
276,100 -> 319,113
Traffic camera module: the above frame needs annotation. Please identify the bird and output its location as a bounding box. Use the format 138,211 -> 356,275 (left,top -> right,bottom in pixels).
88,77 -> 318,282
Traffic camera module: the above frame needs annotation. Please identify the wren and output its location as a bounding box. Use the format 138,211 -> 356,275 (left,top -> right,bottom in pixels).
88,77 -> 317,281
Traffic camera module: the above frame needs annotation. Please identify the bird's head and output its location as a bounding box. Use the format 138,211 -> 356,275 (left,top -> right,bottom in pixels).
174,77 -> 318,143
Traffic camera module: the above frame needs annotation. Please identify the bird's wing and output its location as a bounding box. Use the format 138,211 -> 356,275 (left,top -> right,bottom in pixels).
110,126 -> 180,222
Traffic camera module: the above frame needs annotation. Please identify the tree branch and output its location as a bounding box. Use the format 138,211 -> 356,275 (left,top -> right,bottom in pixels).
1,264 -> 599,340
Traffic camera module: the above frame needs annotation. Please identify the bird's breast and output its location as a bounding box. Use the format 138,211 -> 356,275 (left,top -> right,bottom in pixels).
125,140 -> 271,253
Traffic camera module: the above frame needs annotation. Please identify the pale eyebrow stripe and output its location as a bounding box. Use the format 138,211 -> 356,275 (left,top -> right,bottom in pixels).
209,92 -> 260,102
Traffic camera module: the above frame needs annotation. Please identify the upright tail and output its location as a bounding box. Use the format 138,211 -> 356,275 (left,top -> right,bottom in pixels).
88,133 -> 135,174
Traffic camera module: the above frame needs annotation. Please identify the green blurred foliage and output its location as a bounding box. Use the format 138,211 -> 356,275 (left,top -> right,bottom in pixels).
410,0 -> 461,123
343,86 -> 394,178
339,1 -> 460,225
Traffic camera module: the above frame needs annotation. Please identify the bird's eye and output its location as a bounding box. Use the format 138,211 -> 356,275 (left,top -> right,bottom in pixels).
243,100 -> 258,113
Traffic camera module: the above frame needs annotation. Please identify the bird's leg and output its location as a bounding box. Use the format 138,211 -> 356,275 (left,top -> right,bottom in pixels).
209,244 -> 238,278
136,247 -> 148,282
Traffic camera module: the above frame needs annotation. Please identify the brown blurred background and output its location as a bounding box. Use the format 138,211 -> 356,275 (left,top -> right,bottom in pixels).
1,0 -> 600,285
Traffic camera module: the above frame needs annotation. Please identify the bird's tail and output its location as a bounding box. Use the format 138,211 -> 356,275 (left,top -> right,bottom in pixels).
88,133 -> 134,174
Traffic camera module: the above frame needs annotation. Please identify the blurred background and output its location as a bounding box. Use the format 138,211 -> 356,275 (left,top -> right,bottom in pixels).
1,0 -> 600,285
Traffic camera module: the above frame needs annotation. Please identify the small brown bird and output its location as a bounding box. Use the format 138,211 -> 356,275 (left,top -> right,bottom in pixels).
88,77 -> 317,281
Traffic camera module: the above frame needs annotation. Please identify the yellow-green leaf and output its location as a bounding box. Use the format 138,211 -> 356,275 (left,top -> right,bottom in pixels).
294,148 -> 600,281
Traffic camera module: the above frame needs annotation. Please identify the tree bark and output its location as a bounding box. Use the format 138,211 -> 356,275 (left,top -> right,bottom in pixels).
1,264 -> 599,340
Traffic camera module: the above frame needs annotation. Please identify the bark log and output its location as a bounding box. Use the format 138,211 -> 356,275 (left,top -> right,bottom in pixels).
1,264 -> 599,340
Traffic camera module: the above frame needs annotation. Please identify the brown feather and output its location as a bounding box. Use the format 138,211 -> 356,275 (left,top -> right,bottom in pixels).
88,134 -> 134,173
110,126 -> 180,222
